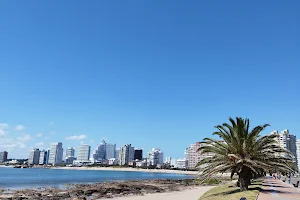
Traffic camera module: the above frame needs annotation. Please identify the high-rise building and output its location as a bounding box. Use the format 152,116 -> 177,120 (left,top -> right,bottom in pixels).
66,147 -> 75,158
119,144 -> 134,165
272,130 -> 297,163
0,151 -> 8,163
77,144 -> 91,162
46,149 -> 50,164
93,140 -> 117,161
186,142 -> 215,169
165,156 -> 171,164
106,143 -> 116,159
170,158 -> 177,168
39,150 -> 48,165
134,149 -> 143,160
28,148 -> 40,165
115,149 -> 120,159
147,148 -> 164,166
287,133 -> 297,162
48,142 -> 63,165
93,139 -> 106,161
296,140 -> 300,171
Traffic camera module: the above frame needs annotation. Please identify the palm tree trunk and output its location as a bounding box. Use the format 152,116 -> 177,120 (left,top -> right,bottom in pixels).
239,175 -> 249,191
238,167 -> 251,191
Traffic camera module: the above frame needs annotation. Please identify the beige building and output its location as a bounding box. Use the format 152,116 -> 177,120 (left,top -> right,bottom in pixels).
186,142 -> 215,169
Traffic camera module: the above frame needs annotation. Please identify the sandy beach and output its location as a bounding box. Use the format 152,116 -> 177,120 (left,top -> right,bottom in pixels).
51,166 -> 200,175
102,186 -> 214,200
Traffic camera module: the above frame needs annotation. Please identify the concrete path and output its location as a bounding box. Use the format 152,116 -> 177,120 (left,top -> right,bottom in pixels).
102,186 -> 214,200
257,177 -> 300,200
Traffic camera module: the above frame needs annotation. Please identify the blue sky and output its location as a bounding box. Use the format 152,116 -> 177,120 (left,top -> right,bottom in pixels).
0,1 -> 299,159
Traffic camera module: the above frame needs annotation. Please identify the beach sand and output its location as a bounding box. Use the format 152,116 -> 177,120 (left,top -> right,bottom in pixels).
102,186 -> 214,200
52,166 -> 200,175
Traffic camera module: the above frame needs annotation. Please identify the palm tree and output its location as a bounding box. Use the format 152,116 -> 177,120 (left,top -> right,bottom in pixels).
197,117 -> 294,191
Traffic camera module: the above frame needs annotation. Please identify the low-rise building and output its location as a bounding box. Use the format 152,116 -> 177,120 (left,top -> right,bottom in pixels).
66,156 -> 77,165
108,158 -> 118,165
136,159 -> 147,167
176,158 -> 188,169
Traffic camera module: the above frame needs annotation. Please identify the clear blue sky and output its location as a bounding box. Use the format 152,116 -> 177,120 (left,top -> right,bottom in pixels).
0,1 -> 299,159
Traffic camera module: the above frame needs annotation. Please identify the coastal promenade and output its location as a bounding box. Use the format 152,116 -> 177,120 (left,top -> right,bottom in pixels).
257,177 -> 300,200
102,186 -> 214,200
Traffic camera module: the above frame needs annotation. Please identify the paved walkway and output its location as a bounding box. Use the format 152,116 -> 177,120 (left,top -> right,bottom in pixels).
257,177 -> 300,200
102,186 -> 214,200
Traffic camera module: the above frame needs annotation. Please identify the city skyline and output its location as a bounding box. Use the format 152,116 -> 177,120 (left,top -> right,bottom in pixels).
1,128 -> 299,171
0,125 -> 299,160
1,1 -> 300,159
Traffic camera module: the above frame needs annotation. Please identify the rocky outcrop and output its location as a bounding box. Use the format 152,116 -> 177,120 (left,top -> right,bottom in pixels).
0,179 -> 198,200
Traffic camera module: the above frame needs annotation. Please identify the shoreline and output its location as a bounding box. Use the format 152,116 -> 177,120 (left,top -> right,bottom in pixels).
0,179 -> 215,199
51,166 -> 200,175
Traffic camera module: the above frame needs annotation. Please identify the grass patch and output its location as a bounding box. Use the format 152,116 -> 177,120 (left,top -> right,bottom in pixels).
199,179 -> 263,200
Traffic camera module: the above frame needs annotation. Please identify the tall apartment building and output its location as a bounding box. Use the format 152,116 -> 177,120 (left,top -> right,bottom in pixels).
119,144 -> 134,165
105,143 -> 116,159
186,142 -> 215,169
28,148 -> 40,165
0,151 -> 8,163
65,147 -> 76,165
272,130 -> 297,163
39,149 -> 48,165
165,156 -> 171,164
66,147 -> 75,158
77,144 -> 91,162
93,140 -> 117,161
93,139 -> 106,161
147,148 -> 164,166
115,149 -> 120,159
296,140 -> 300,171
134,149 -> 143,160
48,142 -> 63,165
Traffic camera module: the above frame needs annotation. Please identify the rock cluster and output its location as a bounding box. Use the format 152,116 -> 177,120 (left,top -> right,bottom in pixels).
0,179 -> 197,200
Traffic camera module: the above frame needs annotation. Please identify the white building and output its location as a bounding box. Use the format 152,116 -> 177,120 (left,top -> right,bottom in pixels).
77,144 -> 91,162
48,142 -> 63,165
165,156 -> 171,164
39,149 -> 48,165
147,148 -> 164,166
170,158 -> 177,168
66,147 -> 75,158
176,158 -> 188,169
296,140 -> 300,171
136,159 -> 147,167
28,148 -> 40,165
108,158 -> 118,165
119,144 -> 134,165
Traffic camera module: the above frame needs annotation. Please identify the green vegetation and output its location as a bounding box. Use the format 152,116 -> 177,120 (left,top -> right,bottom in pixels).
198,117 -> 294,191
199,179 -> 263,200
